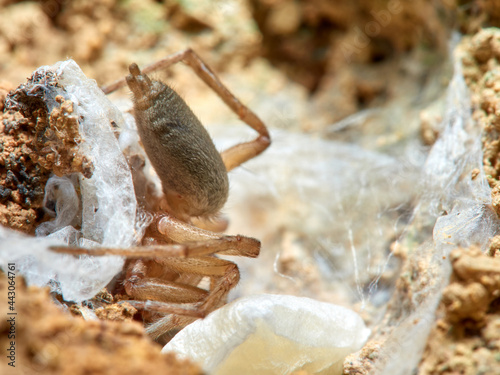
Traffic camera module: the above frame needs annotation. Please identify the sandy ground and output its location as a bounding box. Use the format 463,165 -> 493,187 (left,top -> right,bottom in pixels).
0,276 -> 202,375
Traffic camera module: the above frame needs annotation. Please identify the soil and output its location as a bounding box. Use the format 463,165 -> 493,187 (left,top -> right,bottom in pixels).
342,27 -> 500,375
418,248 -> 500,375
0,275 -> 201,375
1,1 -> 500,374
415,28 -> 500,375
1,77 -> 93,234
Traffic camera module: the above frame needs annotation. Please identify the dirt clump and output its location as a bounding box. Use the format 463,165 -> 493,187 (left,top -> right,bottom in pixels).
1,71 -> 92,234
0,275 -> 202,375
461,29 -> 500,182
418,247 -> 500,375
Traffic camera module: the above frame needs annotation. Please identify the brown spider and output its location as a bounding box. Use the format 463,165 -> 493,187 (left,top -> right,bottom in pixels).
51,49 -> 270,339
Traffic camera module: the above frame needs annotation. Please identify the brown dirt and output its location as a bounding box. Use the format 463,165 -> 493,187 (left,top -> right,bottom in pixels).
0,274 -> 201,375
413,27 -> 500,375
418,247 -> 500,375
1,74 -> 92,234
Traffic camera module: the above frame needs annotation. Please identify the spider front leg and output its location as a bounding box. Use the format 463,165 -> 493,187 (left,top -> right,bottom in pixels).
155,213 -> 260,258
101,48 -> 271,171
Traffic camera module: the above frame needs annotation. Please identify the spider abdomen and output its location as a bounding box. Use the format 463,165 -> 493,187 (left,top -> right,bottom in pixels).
127,65 -> 229,219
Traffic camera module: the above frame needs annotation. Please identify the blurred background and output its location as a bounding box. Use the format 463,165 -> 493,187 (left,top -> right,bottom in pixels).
0,0 -> 492,124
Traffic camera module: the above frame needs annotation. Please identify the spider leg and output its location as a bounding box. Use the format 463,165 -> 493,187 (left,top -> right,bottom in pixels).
122,259 -> 208,308
51,210 -> 260,259
101,49 -> 271,171
145,314 -> 196,340
101,50 -> 187,94
126,256 -> 239,334
156,213 -> 260,258
162,256 -> 239,318
50,233 -> 259,258
50,243 -> 189,258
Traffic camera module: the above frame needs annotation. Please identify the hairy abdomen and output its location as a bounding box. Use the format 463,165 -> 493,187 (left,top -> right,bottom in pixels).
131,78 -> 229,219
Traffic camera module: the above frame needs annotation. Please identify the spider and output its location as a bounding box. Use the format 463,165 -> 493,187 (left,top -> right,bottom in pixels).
51,49 -> 270,339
